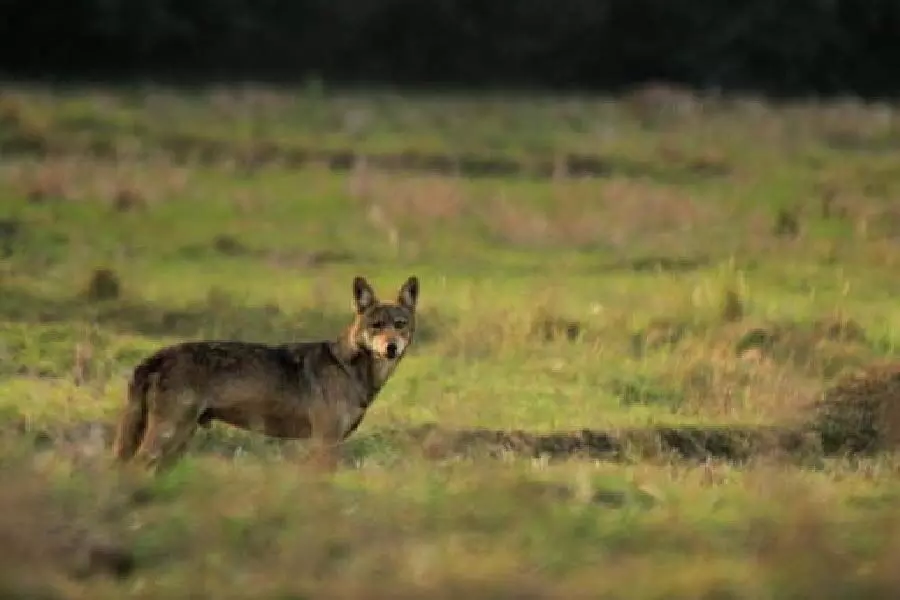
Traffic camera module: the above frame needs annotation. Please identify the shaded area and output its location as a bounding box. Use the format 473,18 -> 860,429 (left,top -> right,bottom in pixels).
0,283 -> 448,350
615,255 -> 711,274
179,236 -> 357,269
823,131 -> 900,154
0,285 -> 346,344
0,125 -> 726,183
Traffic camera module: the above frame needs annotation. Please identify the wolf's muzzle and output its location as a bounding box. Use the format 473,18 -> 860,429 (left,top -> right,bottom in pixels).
385,341 -> 399,359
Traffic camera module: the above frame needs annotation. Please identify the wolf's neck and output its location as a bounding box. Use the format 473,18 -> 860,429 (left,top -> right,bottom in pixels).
329,337 -> 399,399
352,351 -> 398,394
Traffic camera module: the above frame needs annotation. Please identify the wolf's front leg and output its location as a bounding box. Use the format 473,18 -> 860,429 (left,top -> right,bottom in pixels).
307,404 -> 345,473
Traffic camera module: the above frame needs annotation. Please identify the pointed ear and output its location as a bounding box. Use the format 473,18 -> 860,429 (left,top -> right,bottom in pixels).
353,276 -> 377,313
397,276 -> 419,311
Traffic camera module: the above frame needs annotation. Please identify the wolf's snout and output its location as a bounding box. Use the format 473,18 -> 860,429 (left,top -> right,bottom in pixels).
385,341 -> 399,359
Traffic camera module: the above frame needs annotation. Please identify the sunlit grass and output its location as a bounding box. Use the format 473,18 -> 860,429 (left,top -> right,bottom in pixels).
2,85 -> 900,598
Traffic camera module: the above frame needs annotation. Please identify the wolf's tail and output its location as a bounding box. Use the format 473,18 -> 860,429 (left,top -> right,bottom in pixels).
112,358 -> 158,461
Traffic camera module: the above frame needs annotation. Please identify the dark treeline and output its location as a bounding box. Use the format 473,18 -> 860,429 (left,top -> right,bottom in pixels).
1,0 -> 899,97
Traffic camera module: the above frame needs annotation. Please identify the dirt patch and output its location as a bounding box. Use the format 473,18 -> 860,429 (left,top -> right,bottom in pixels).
84,268 -> 122,302
813,362 -> 900,454
773,208 -> 802,238
396,424 -> 821,464
266,248 -> 356,269
5,417 -> 821,466
0,218 -> 23,258
627,255 -> 711,273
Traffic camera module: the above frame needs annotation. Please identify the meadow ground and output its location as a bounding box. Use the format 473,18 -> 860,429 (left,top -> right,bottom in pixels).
2,83 -> 900,598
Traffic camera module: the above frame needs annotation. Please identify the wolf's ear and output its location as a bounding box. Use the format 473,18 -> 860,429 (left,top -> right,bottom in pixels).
353,276 -> 377,313
398,276 -> 419,311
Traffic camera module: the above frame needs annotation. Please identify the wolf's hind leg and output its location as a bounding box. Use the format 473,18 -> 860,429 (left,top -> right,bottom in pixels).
133,390 -> 203,472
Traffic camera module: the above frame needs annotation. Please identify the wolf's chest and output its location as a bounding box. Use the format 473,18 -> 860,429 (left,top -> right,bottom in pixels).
339,404 -> 368,440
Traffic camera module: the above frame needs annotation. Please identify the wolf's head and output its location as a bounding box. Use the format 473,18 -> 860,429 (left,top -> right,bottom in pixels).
348,275 -> 419,361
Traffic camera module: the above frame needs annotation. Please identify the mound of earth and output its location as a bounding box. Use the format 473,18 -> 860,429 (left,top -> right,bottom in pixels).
813,362 -> 900,454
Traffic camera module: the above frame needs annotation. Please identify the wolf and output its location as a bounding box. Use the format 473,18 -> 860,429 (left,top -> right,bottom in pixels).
112,275 -> 419,471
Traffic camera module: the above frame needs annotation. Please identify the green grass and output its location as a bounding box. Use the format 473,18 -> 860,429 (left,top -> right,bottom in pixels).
2,84 -> 900,598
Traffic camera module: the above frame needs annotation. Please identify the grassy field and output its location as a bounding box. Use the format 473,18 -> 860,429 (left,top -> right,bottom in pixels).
2,83 -> 900,598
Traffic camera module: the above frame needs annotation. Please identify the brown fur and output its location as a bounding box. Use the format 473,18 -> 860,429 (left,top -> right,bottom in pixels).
112,275 -> 420,471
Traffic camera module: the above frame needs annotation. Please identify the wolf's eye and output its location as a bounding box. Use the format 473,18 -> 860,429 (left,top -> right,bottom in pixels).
393,319 -> 408,329
371,320 -> 386,331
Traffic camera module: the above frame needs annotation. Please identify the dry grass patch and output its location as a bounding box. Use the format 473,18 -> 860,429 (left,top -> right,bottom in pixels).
352,172 -> 467,224
349,171 -> 723,252
2,157 -> 189,210
732,317 -> 873,379
624,314 -> 878,424
476,176 -> 717,250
